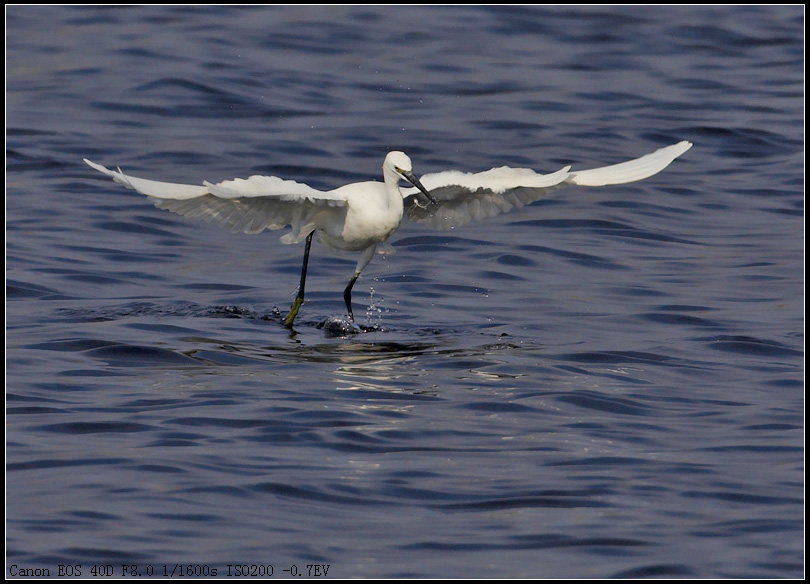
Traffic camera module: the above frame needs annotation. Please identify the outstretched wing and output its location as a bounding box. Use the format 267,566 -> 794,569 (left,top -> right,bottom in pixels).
402,165 -> 573,230
402,141 -> 692,230
83,159 -> 346,242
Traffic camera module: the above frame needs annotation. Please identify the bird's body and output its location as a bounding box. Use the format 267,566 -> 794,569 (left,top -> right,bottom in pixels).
324,180 -> 403,253
84,140 -> 692,327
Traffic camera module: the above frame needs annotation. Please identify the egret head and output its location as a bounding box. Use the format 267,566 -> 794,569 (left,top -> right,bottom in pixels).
385,151 -> 413,174
384,151 -> 437,206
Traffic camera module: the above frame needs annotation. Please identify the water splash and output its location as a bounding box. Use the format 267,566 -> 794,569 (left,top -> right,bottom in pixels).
365,286 -> 385,327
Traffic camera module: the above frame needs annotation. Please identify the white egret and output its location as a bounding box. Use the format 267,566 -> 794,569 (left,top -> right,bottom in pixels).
84,140 -> 691,327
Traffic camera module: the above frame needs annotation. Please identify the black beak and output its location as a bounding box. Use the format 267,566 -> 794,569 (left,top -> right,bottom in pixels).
402,170 -> 437,206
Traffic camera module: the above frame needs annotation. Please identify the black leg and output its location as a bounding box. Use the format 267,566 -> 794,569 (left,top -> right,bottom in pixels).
283,231 -> 314,328
343,273 -> 360,321
342,245 -> 376,323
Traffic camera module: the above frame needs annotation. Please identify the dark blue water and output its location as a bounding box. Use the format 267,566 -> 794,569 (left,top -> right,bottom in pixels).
7,5 -> 803,578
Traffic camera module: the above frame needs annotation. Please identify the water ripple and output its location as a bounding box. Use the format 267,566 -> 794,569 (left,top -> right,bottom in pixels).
6,4 -> 803,578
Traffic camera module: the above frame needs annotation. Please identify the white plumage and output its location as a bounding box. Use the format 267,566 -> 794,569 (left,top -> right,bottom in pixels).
402,141 -> 692,230
84,140 -> 692,327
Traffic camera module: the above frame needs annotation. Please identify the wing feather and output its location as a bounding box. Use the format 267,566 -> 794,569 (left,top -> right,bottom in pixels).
402,141 -> 691,230
84,159 -> 346,240
403,166 -> 571,230
567,141 -> 693,186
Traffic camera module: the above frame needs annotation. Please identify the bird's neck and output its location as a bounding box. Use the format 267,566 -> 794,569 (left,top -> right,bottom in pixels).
383,174 -> 405,209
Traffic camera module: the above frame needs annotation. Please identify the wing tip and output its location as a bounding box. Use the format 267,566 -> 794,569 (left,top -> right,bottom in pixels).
671,140 -> 693,155
84,158 -> 111,174
568,139 -> 693,186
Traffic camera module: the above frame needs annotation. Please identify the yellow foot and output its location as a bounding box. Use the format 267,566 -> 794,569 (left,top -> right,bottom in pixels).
284,297 -> 304,328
